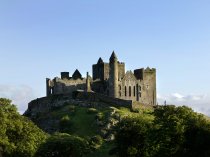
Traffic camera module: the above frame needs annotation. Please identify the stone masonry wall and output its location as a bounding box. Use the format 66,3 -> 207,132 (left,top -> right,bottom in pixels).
140,69 -> 156,106
25,92 -> 133,116
75,91 -> 132,108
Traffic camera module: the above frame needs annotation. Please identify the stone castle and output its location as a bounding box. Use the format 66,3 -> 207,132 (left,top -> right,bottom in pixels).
46,52 -> 156,106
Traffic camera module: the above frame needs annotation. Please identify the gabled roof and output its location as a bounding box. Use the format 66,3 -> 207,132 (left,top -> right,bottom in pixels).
72,69 -> 82,79
97,57 -> 104,64
121,70 -> 137,82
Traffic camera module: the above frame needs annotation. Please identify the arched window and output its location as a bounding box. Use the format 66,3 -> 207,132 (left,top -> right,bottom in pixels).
119,85 -> 121,97
138,85 -> 142,98
129,86 -> 131,97
133,86 -> 135,97
125,86 -> 127,96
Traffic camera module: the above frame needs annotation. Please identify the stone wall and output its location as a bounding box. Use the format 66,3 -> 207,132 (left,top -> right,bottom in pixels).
25,94 -> 72,115
92,63 -> 109,81
75,91 -> 132,108
25,91 -> 133,116
119,71 -> 138,101
118,62 -> 125,79
140,68 -> 156,106
53,77 -> 86,95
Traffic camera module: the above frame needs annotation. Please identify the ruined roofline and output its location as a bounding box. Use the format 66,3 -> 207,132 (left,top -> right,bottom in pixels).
144,67 -> 156,72
134,67 -> 156,72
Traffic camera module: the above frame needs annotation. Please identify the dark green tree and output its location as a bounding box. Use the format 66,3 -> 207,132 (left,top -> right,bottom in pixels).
114,105 -> 210,157
36,133 -> 90,157
152,105 -> 210,157
0,98 -> 47,157
114,117 -> 152,157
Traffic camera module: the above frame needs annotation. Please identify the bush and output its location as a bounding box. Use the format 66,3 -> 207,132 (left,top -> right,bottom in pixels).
96,112 -> 104,121
131,108 -> 140,113
59,115 -> 71,131
114,117 -> 152,157
87,108 -> 98,114
89,135 -> 103,150
60,115 -> 70,122
68,105 -> 75,112
36,133 -> 90,157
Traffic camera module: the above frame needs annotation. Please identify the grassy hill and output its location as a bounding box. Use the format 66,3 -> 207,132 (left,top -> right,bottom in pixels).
29,102 -> 153,157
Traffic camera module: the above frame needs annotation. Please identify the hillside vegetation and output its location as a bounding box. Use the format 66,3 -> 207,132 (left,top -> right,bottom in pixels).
29,102 -> 153,157
1,97 -> 210,157
0,98 -> 47,157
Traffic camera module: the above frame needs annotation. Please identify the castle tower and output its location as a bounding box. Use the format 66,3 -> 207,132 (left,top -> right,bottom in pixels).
109,51 -> 118,98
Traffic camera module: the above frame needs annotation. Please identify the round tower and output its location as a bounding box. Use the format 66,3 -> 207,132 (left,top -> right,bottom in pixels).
109,51 -> 118,98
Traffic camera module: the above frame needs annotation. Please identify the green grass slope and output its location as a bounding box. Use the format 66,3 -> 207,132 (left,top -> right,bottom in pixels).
30,102 -> 153,157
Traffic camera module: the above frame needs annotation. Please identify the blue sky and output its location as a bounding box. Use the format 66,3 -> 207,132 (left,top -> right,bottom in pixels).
0,0 -> 210,114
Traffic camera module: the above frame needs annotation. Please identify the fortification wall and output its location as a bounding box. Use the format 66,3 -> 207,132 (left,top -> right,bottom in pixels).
25,91 -> 133,116
75,91 -> 132,108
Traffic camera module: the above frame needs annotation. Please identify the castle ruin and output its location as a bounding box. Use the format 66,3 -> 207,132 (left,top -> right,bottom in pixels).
46,52 -> 156,106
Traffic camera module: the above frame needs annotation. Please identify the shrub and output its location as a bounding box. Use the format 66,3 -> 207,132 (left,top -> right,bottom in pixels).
131,108 -> 140,113
61,115 -> 70,122
89,135 -> 103,150
96,112 -> 104,121
59,115 -> 71,131
87,108 -> 98,114
68,105 -> 75,112
36,133 -> 90,157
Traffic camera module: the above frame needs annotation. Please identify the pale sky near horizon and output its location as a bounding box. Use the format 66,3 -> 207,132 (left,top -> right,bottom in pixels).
0,0 -> 210,115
